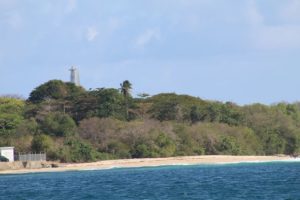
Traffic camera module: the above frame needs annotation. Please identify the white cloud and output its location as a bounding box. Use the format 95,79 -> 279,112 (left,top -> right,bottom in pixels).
86,26 -> 99,42
135,29 -> 161,48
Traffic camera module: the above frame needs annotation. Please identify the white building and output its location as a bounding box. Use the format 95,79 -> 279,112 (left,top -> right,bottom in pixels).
0,147 -> 14,162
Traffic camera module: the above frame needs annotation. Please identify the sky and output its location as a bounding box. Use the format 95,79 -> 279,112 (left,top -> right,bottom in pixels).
1,0 -> 300,105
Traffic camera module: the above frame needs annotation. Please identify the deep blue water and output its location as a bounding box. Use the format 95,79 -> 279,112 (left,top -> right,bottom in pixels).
0,162 -> 300,200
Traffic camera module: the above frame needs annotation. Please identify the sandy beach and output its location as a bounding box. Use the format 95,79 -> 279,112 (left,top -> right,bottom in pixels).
0,155 -> 298,175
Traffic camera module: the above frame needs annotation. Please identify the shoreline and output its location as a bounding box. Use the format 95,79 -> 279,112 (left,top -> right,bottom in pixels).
0,155 -> 299,175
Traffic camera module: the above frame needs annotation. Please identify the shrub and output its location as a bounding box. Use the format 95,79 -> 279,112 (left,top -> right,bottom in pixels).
63,138 -> 97,162
217,136 -> 241,155
31,134 -> 54,152
41,113 -> 77,137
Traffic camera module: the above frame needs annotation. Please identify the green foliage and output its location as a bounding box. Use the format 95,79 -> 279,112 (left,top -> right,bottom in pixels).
90,88 -> 127,119
155,132 -> 176,157
0,113 -> 24,133
31,134 -> 54,152
264,132 -> 286,155
290,134 -> 300,154
41,113 -> 77,137
150,99 -> 179,121
28,80 -> 84,103
0,97 -> 25,134
0,97 -> 25,113
16,118 -> 39,135
120,80 -> 133,120
219,102 -> 244,126
148,94 -> 244,126
174,125 -> 194,155
65,82 -> 86,100
3,80 -> 300,163
243,103 -> 300,155
132,144 -> 150,158
129,129 -> 177,158
190,104 -> 217,123
71,92 -> 98,121
217,136 -> 241,155
137,93 -> 150,99
61,138 -> 98,162
148,93 -> 199,121
174,124 -> 205,156
120,80 -> 132,98
107,140 -> 131,158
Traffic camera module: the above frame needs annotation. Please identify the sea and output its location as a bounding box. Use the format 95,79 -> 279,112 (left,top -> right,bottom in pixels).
0,162 -> 300,200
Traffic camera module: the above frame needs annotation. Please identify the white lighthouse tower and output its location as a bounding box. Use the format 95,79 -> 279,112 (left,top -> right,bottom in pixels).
70,66 -> 80,86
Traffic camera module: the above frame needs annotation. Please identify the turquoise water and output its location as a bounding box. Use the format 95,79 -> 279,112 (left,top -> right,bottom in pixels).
0,162 -> 300,200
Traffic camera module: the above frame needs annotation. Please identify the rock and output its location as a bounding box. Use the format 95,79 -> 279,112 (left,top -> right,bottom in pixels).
51,163 -> 59,168
41,163 -> 52,168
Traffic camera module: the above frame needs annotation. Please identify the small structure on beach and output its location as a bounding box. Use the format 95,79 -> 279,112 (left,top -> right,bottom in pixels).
16,153 -> 47,162
0,147 -> 14,162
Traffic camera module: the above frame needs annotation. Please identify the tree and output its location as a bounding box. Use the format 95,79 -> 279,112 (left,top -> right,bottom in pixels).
78,118 -> 120,149
0,97 -> 25,134
120,80 -> 132,98
63,137 -> 97,162
41,113 -> 77,137
28,80 -> 85,103
190,105 -> 207,124
217,136 -> 241,155
90,88 -> 127,120
107,140 -> 131,158
219,102 -> 244,126
137,93 -> 150,99
31,134 -> 54,152
150,100 -> 179,121
120,80 -> 132,120
154,132 -> 176,157
264,132 -> 286,155
70,92 -> 98,122
148,93 -> 207,122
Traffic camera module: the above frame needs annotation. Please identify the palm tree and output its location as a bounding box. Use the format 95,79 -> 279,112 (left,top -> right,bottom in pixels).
120,80 -> 132,98
120,80 -> 132,120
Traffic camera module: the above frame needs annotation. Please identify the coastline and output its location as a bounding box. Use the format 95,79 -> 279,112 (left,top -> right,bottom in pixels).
0,155 -> 299,175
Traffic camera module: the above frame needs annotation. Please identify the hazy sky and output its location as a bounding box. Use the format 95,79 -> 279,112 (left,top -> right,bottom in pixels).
1,0 -> 300,105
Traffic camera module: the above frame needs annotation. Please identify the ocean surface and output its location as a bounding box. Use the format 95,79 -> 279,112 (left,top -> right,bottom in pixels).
0,162 -> 300,200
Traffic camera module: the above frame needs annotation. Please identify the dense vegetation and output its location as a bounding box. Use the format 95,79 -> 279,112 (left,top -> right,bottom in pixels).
1,79 -> 300,162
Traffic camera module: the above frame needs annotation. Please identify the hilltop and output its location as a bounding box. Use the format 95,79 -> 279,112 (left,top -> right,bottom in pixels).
0,79 -> 300,162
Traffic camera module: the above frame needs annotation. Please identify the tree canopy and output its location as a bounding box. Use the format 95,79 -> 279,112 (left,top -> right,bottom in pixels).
1,79 -> 300,162
28,80 -> 85,103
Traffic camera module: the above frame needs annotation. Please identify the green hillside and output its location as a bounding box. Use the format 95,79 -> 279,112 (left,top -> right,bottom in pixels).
1,80 -> 299,162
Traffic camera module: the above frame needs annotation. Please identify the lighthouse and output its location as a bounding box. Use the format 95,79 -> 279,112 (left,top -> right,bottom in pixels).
70,66 -> 80,86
